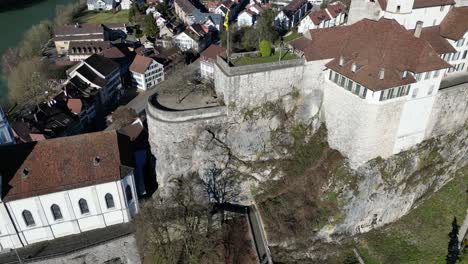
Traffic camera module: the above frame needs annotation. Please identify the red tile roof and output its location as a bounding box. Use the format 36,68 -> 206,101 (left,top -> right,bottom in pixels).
440,6 -> 468,40
283,0 -> 308,16
309,9 -> 331,25
200,44 -> 226,61
130,55 -> 154,74
0,131 -> 133,202
67,98 -> 83,114
412,26 -> 456,54
290,18 -> 451,91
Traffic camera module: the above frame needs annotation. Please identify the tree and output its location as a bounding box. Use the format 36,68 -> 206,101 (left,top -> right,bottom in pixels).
447,217 -> 460,264
256,9 -> 279,43
143,14 -> 159,38
54,1 -> 86,27
1,48 -> 19,76
129,3 -> 138,24
259,40 -> 272,57
19,20 -> 53,59
110,107 -> 137,129
241,27 -> 258,51
7,58 -> 53,107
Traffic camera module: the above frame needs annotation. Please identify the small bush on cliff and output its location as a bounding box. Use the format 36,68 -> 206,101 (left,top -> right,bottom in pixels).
259,40 -> 272,57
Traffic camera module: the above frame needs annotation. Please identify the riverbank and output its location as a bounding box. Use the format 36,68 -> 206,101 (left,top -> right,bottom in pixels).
0,0 -> 76,106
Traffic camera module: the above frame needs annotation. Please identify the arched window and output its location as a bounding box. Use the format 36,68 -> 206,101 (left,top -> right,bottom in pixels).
22,210 -> 35,226
50,204 -> 63,220
125,185 -> 133,202
105,193 -> 115,209
78,199 -> 89,214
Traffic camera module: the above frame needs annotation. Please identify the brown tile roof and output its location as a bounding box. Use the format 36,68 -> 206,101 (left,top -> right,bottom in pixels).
327,1 -> 346,18
290,18 -> 451,91
200,44 -> 226,61
378,0 -> 454,10
440,6 -> 468,40
55,24 -> 104,36
412,26 -> 456,54
309,9 -> 331,25
0,131 -> 133,202
283,0 -> 308,16
130,55 -> 154,74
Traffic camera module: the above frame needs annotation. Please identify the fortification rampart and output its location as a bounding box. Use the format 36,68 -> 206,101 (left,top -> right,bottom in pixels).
426,84 -> 468,138
214,56 -> 306,109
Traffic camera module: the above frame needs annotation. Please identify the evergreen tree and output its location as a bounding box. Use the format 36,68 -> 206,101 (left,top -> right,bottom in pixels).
447,217 -> 460,264
143,15 -> 159,38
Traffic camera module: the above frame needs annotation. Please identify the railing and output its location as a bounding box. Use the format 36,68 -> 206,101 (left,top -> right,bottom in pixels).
216,55 -> 305,76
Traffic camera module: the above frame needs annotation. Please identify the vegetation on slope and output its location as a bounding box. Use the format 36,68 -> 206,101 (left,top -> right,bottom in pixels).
356,165 -> 467,264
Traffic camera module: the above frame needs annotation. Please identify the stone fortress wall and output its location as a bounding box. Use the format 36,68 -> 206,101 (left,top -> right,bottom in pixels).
147,56 -> 468,186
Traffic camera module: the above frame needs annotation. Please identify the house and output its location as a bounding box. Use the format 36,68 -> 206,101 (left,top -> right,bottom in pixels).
54,24 -> 105,55
237,3 -> 263,27
67,54 -> 123,106
275,0 -> 310,30
200,44 -> 226,79
68,41 -> 112,61
130,55 -> 165,90
0,106 -> 15,145
174,0 -> 198,25
298,1 -> 347,33
157,23 -> 178,48
174,0 -> 224,30
87,0 -> 117,11
0,130 -> 138,249
174,24 -> 211,52
120,0 -> 133,9
215,0 -> 236,17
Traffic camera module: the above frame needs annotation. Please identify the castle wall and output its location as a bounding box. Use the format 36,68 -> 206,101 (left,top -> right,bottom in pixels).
425,84 -> 468,138
146,98 -> 228,188
322,78 -> 405,167
214,57 -> 305,109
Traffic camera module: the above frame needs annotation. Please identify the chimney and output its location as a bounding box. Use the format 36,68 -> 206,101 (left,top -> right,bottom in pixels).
414,21 -> 423,38
379,68 -> 385,80
351,63 -> 357,72
339,56 -> 345,67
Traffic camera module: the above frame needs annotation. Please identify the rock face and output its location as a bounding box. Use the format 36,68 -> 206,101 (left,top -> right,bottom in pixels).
323,126 -> 468,238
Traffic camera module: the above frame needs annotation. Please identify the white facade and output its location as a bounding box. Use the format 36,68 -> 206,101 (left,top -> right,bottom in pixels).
131,60 -> 165,91
174,32 -> 200,51
0,175 -> 138,249
348,0 -> 454,29
87,0 -> 115,11
200,60 -> 215,79
237,12 -> 255,27
445,34 -> 468,76
120,0 -> 132,9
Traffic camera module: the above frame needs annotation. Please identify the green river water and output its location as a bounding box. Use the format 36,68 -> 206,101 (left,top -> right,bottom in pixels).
0,0 -> 75,106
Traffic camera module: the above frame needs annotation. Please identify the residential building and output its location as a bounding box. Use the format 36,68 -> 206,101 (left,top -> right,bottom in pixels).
290,18 -> 452,164
67,54 -> 123,106
275,0 -> 310,30
120,0 -> 132,9
130,55 -> 165,90
0,130 -> 138,249
348,0 -> 455,29
237,3 -> 263,27
174,24 -> 211,52
0,106 -> 14,145
298,1 -> 347,33
174,0 -> 224,30
68,41 -> 112,61
200,44 -> 226,79
87,0 -> 117,11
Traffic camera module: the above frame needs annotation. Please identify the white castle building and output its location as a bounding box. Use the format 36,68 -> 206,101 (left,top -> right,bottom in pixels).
0,131 -> 138,250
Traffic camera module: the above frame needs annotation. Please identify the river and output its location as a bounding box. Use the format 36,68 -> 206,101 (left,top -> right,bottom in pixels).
0,0 -> 76,106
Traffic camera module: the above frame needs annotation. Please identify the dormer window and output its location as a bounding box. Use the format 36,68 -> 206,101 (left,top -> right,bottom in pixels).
22,168 -> 29,178
339,56 -> 345,67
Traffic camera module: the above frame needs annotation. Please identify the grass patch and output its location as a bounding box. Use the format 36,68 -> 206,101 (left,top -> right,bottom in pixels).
231,52 -> 297,66
356,166 -> 468,264
282,32 -> 302,42
77,9 -> 129,24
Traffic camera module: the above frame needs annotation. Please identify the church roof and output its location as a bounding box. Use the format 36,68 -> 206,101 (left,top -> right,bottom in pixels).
440,6 -> 468,40
290,18 -> 451,91
0,131 -> 134,202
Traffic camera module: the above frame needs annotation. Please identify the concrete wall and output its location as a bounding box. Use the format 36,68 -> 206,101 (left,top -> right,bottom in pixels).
214,57 -> 305,109
426,84 -> 468,138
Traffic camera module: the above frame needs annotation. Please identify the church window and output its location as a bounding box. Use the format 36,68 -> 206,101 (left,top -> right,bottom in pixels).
424,72 -> 431,80
440,5 -> 445,12
347,80 -> 353,91
433,70 -> 440,78
126,185 -> 133,202
105,193 -> 115,209
462,50 -> 467,59
412,88 -> 419,98
51,204 -> 63,220
22,210 -> 35,226
339,75 -> 346,87
79,199 -> 89,214
396,6 -> 401,12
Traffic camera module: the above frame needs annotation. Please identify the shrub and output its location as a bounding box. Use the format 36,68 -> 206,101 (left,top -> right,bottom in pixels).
259,40 -> 272,57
